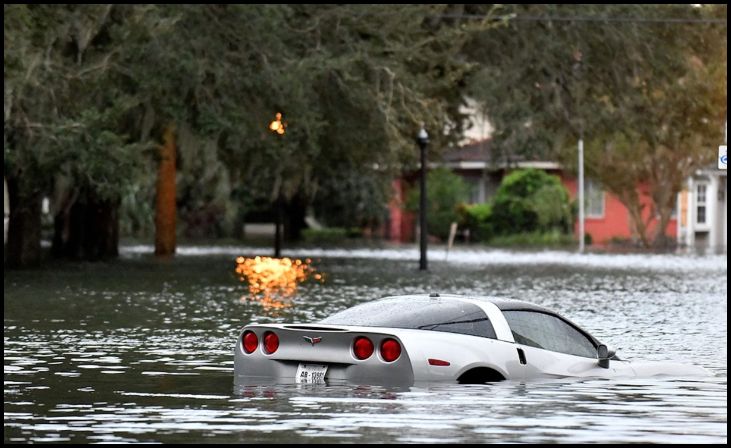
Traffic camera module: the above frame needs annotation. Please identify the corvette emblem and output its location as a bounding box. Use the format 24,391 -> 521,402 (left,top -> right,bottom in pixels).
303,336 -> 323,346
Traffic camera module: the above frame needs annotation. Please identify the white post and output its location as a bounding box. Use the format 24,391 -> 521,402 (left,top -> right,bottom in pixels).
676,190 -> 682,247
445,222 -> 458,261
723,119 -> 727,252
578,137 -> 585,253
709,175 -> 718,252
687,176 -> 695,249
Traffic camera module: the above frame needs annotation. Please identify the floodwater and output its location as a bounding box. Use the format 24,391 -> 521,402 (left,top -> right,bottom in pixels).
4,245 -> 727,443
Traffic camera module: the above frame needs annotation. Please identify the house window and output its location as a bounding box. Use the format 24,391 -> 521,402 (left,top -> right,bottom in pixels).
463,177 -> 482,204
585,179 -> 605,218
696,184 -> 707,224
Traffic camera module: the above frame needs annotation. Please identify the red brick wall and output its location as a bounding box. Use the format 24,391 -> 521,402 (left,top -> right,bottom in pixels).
562,176 -> 677,244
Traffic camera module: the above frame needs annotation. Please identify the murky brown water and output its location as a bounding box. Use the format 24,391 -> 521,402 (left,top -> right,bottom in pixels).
4,246 -> 727,443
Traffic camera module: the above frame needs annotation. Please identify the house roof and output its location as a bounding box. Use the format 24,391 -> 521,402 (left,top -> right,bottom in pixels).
694,164 -> 728,178
443,139 -> 493,163
440,139 -> 560,171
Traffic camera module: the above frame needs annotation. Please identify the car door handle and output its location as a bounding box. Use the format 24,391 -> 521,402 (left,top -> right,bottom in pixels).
517,348 -> 527,365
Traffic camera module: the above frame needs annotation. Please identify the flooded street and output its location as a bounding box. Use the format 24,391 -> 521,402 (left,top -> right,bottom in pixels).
4,246 -> 727,443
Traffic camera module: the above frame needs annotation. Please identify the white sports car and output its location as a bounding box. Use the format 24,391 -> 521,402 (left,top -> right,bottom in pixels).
233,294 -> 710,386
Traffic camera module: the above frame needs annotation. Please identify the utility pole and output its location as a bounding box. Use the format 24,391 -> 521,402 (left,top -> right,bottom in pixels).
274,195 -> 283,258
578,135 -> 585,253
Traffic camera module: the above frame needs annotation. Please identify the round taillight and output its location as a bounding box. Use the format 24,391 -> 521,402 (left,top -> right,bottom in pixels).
242,331 -> 258,354
380,338 -> 401,362
353,336 -> 374,360
263,331 -> 279,354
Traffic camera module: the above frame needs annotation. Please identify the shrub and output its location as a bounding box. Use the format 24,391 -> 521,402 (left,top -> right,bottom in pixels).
407,167 -> 469,240
302,227 -> 348,244
458,203 -> 493,242
490,230 -> 575,247
491,169 -> 573,236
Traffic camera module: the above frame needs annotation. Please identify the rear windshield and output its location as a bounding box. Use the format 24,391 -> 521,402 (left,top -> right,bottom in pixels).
320,297 -> 496,339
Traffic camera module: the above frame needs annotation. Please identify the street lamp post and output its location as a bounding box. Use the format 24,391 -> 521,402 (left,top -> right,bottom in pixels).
270,112 -> 286,258
417,125 -> 429,271
274,195 -> 282,258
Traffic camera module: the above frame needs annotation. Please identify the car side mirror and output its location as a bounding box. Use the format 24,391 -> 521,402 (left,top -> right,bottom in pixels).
597,344 -> 614,369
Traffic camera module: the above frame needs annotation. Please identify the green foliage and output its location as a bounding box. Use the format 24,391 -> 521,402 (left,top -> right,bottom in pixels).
407,167 -> 469,240
302,227 -> 348,244
7,4 -> 723,253
5,4 -> 500,244
457,203 -> 493,242
490,169 -> 572,236
4,5 -> 152,203
489,230 -> 575,247
584,233 -> 593,246
311,169 -> 392,229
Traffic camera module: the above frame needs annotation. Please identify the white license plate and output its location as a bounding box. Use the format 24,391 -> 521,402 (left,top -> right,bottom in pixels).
296,363 -> 328,384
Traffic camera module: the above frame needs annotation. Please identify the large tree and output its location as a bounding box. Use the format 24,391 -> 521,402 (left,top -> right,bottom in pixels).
5,5 -> 497,266
465,4 -> 726,247
5,5 -> 148,265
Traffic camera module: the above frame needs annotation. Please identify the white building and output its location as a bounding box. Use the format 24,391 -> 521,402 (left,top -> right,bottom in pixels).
678,166 -> 727,253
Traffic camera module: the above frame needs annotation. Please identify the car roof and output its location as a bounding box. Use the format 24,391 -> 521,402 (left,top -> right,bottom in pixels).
380,293 -> 552,314
378,294 -> 601,346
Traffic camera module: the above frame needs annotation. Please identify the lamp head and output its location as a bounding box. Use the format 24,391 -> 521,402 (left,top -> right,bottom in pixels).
417,124 -> 429,144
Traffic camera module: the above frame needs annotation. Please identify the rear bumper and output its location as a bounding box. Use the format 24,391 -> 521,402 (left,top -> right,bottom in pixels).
233,326 -> 415,386
234,357 -> 414,386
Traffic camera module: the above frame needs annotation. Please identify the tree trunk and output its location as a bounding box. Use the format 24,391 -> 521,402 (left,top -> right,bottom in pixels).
627,205 -> 651,248
51,187 -> 77,258
618,190 -> 651,248
652,211 -> 673,249
284,193 -> 307,241
651,194 -> 675,249
63,194 -> 119,260
155,123 -> 177,257
650,170 -> 680,249
6,176 -> 42,269
50,184 -> 120,261
274,196 -> 282,258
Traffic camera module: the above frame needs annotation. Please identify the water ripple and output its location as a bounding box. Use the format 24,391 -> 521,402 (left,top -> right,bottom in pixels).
4,250 -> 726,443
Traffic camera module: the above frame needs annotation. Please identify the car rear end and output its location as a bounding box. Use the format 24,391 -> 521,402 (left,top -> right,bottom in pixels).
234,323 -> 414,386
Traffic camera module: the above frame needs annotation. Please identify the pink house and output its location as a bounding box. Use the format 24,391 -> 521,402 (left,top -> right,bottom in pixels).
562,178 -> 677,245
387,139 -> 677,245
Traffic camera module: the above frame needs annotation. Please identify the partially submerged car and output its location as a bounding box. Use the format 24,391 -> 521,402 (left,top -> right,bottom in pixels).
234,294 -> 710,386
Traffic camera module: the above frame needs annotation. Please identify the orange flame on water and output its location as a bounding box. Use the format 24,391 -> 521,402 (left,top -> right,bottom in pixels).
235,256 -> 323,309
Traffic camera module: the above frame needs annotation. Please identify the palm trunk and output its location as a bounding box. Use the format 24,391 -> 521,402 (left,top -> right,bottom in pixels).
155,124 -> 177,257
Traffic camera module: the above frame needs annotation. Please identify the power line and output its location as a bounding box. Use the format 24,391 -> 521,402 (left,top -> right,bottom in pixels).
438,13 -> 727,25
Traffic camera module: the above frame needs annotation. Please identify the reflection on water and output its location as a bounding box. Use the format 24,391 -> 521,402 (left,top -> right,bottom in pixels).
4,247 -> 727,443
234,256 -> 323,311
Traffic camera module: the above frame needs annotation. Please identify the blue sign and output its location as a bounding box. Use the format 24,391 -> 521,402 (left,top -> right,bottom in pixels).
720,146 -> 727,170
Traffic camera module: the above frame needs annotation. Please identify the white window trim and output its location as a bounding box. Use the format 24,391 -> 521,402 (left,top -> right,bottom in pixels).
585,180 -> 605,219
695,181 -> 710,230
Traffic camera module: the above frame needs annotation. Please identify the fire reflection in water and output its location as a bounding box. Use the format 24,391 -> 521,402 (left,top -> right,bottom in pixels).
235,256 -> 323,310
